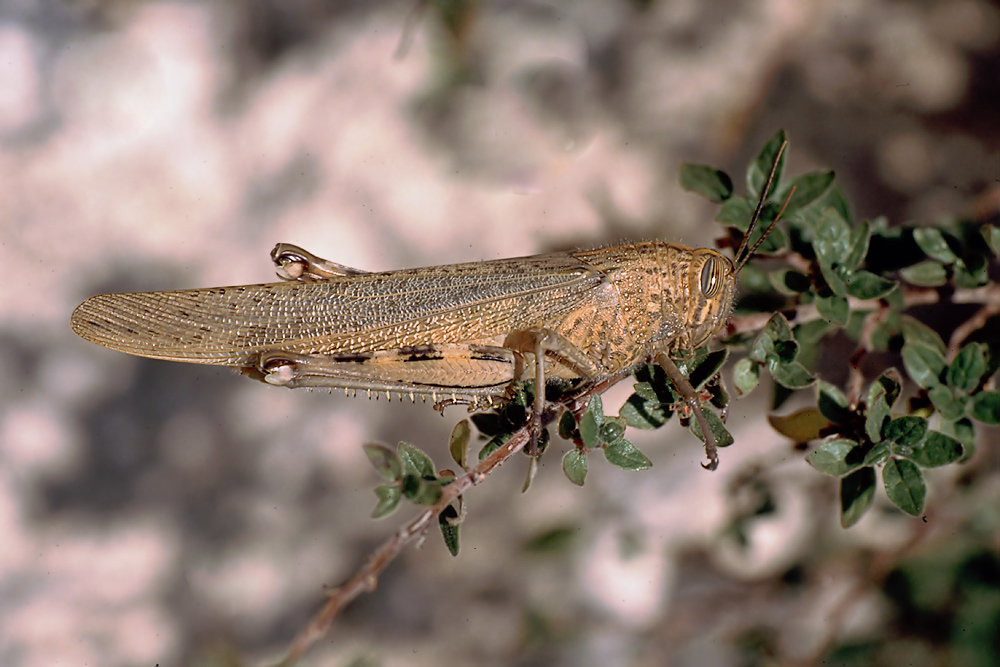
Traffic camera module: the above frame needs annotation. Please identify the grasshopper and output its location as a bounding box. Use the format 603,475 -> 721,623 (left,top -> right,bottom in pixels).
71,144 -> 786,470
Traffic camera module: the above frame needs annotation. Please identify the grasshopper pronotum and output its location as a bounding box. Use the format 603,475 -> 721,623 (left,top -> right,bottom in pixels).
71,144 -> 786,470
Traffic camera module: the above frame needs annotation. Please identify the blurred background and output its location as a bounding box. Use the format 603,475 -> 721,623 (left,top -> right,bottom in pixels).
0,1 -> 998,665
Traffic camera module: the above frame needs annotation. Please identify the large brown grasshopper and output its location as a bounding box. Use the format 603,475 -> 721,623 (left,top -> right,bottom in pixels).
71,144 -> 787,470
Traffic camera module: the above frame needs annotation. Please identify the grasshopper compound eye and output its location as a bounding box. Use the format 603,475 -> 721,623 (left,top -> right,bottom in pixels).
699,255 -> 727,298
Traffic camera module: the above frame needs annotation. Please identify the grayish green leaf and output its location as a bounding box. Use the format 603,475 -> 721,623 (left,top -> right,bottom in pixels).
449,420 -> 470,469
733,358 -> 760,397
928,385 -> 967,421
901,316 -> 946,355
562,449 -> 588,486
841,467 -> 876,527
947,343 -> 986,393
372,484 -> 402,519
845,270 -> 897,300
363,443 -> 403,481
882,459 -> 926,516
807,438 -> 861,476
900,260 -> 948,287
815,293 -> 850,325
603,438 -> 653,471
910,431 -> 964,468
680,163 -> 733,203
885,415 -> 928,446
913,227 -> 958,263
398,442 -> 436,478
690,408 -> 735,447
970,391 -> 1000,424
902,343 -> 946,389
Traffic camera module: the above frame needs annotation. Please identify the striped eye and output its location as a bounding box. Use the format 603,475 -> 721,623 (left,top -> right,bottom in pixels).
700,256 -> 725,298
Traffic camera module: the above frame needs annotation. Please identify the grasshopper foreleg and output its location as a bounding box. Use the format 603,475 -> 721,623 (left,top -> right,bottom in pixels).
271,243 -> 370,282
655,352 -> 720,471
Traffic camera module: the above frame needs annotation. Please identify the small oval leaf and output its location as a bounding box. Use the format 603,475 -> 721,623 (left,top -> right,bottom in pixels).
882,459 -> 926,516
562,449 -> 588,486
841,467 -> 876,528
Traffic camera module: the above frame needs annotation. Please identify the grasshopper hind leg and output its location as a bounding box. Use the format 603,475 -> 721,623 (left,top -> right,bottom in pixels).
655,352 -> 720,471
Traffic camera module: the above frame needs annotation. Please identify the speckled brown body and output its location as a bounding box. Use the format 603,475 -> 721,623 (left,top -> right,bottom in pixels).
71,241 -> 737,406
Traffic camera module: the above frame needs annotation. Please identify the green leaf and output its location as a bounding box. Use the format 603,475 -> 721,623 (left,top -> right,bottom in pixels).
913,227 -> 958,263
603,438 -> 653,471
733,358 -> 760,397
778,169 -> 836,215
884,415 -> 928,446
579,405 -> 600,448
882,459 -> 926,516
747,130 -> 787,200
969,391 -> 1000,424
947,343 -> 986,393
814,208 -> 852,267
680,164 -> 733,203
953,255 -> 989,288
690,408 -> 735,447
902,343 -> 947,389
768,408 -> 831,443
817,381 -> 852,424
768,268 -> 811,294
807,438 -> 862,476
845,270 -> 897,300
402,475 -> 443,505
794,319 -> 832,345
562,449 -> 588,486
901,316 -> 946,355
940,418 -> 976,461
982,224 -> 1000,256
449,420 -> 470,469
619,393 -> 672,429
600,417 -> 627,443
843,218 -> 871,270
558,410 -> 578,440
866,394 -> 891,442
929,385 -> 967,421
372,484 -> 402,518
438,504 -> 461,556
715,196 -> 754,229
841,467 -> 876,527
815,293 -> 850,325
478,432 -> 510,461
688,348 -> 729,391
397,442 -> 436,478
868,370 -> 902,407
363,443 -> 403,481
910,431 -> 964,467
769,360 -> 815,389
819,260 -> 848,297
900,260 -> 948,287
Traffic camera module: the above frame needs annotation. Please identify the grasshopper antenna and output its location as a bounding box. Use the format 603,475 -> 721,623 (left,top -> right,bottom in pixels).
734,139 -> 789,271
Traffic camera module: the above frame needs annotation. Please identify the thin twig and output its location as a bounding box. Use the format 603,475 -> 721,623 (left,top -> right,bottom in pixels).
947,284 -> 1000,358
274,425 -> 532,666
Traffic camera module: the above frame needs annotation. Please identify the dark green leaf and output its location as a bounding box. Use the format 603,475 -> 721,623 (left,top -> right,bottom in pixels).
900,260 -> 948,287
885,415 -> 928,446
794,319 -> 832,344
841,467 -> 876,527
947,343 -> 986,393
843,218 -> 871,270
562,449 -> 588,486
867,370 -> 902,408
755,224 -> 788,255
715,196 -> 754,230
769,360 -> 815,389
845,270 -> 897,300
688,349 -> 729,391
768,268 -> 811,294
763,312 -> 795,342
969,391 -> 1000,424
363,443 -> 403,481
733,358 -> 760,397
690,408 -> 735,447
680,164 -> 733,203
866,394 -> 891,442
579,405 -> 600,448
910,431 -> 964,467
982,224 -> 1000,256
940,418 -> 976,461
815,293 -> 850,325
478,432 -> 510,461
600,417 -> 627,443
807,438 -> 862,476
747,130 -> 787,200
470,412 -> 502,436
777,170 -> 836,215
449,420 -> 470,469
619,393 -> 671,429
814,208 -> 852,267
953,255 -> 989,288
397,442 -> 436,478
882,459 -> 926,516
913,227 -> 958,263
768,408 -> 831,443
372,484 -> 402,519
928,385 -> 967,421
902,343 -> 946,389
863,442 -> 891,467
603,438 -> 653,471
438,504 -> 461,556
558,409 -> 577,440
819,261 -> 848,297
818,381 -> 852,424
404,476 -> 443,505
901,316 -> 946,355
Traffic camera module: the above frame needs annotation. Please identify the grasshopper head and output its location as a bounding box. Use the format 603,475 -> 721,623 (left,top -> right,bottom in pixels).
676,248 -> 737,350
